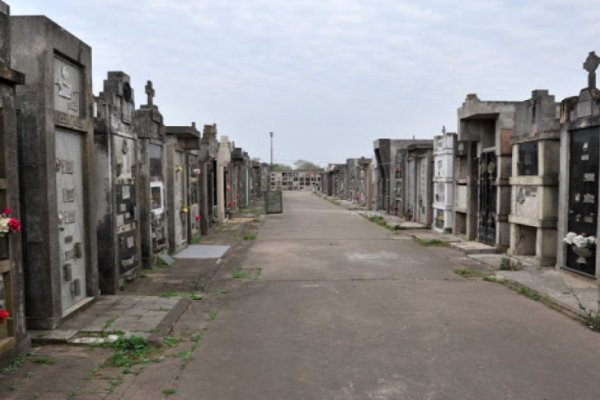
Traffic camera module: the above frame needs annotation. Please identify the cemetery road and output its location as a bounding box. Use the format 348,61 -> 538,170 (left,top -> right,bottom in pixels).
174,192 -> 600,400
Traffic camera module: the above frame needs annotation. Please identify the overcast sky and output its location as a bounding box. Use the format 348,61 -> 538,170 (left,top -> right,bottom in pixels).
10,0 -> 600,166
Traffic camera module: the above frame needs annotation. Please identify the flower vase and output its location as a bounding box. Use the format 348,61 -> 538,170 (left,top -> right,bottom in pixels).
572,245 -> 593,264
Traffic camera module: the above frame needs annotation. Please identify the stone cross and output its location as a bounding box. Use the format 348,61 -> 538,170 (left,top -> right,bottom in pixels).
442,125 -> 446,134
145,80 -> 155,106
583,51 -> 600,89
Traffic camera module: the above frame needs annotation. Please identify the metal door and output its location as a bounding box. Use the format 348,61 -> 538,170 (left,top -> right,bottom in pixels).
478,151 -> 497,245
56,129 -> 87,312
407,159 -> 415,219
174,151 -> 187,248
567,128 -> 598,276
417,158 -> 428,223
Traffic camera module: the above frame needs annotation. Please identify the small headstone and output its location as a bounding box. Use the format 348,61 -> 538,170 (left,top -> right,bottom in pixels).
157,253 -> 176,266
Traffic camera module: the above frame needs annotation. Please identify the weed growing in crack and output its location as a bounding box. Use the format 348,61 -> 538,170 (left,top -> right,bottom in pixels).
103,315 -> 119,331
1,353 -> 28,375
159,291 -> 203,301
32,356 -> 55,365
207,309 -> 219,321
107,336 -> 154,369
231,267 -> 260,280
107,376 -> 124,394
414,238 -> 450,247
162,388 -> 176,397
566,286 -> 600,331
454,267 -> 485,279
163,336 -> 184,348
517,286 -> 542,301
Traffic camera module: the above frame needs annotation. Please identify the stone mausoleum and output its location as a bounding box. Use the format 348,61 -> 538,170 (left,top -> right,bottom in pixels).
508,90 -> 560,267
12,15 -> 99,328
94,71 -> 142,293
135,81 -> 168,269
557,52 -> 600,278
432,128 -> 456,233
455,94 -> 518,248
0,0 -> 29,364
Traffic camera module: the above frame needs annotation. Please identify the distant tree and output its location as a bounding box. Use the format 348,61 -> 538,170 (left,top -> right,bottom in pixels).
271,163 -> 293,172
294,159 -> 321,170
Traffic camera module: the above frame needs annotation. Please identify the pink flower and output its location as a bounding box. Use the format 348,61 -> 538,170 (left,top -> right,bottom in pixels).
195,215 -> 201,222
3,208 -> 12,216
0,309 -> 10,323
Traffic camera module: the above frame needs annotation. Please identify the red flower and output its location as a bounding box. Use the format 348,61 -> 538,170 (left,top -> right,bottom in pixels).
3,208 -> 12,216
195,215 -> 201,222
0,309 -> 9,323
8,218 -> 21,233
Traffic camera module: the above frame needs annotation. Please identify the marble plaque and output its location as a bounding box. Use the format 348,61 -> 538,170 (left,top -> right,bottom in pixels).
53,57 -> 81,116
456,186 -> 467,209
515,186 -> 538,217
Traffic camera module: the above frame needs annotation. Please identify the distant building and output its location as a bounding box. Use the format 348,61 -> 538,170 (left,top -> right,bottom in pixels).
270,170 -> 322,191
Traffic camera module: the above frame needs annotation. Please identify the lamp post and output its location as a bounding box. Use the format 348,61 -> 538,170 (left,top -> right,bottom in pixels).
270,131 -> 273,167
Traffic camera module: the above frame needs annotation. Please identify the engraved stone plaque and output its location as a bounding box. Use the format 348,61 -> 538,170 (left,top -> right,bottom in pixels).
120,203 -> 128,213
127,236 -> 134,248
65,248 -> 76,261
53,57 -> 81,116
122,185 -> 131,200
63,189 -> 75,203
64,211 -> 76,224
584,173 -> 595,182
61,160 -> 74,174
584,194 -> 595,204
64,235 -> 73,244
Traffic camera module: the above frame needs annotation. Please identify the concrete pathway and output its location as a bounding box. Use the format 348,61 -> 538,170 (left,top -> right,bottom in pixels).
170,192 -> 600,400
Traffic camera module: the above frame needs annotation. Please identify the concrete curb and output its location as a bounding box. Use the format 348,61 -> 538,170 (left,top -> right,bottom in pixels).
489,275 -> 588,323
147,297 -> 192,346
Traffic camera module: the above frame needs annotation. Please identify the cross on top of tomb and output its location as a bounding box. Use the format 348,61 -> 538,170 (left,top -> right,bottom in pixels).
442,126 -> 446,134
583,51 -> 600,89
145,80 -> 155,106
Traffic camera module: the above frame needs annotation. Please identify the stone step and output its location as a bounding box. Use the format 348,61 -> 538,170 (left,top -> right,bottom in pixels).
450,241 -> 499,254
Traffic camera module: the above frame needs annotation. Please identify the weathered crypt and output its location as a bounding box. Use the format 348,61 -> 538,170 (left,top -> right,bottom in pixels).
509,90 -> 560,266
0,0 -> 28,364
432,129 -> 456,233
455,95 -> 517,247
557,52 -> 600,278
403,142 -> 433,225
216,136 -> 231,224
198,124 -> 219,235
165,123 -> 202,253
135,81 -> 168,268
12,16 -> 98,328
373,139 -> 431,215
94,71 -> 142,293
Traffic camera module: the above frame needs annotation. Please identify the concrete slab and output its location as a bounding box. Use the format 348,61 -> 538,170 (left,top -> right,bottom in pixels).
34,295 -> 189,346
494,266 -> 600,319
468,253 -> 506,269
451,240 -> 498,254
175,244 -> 230,259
